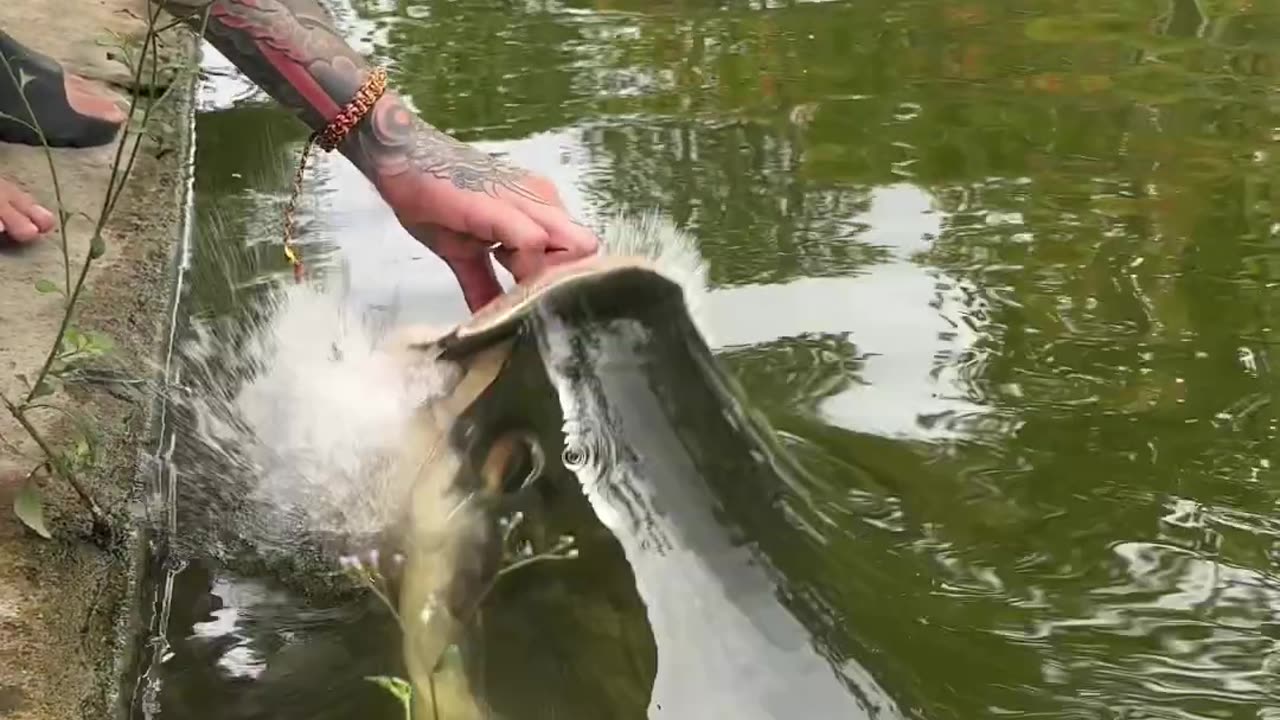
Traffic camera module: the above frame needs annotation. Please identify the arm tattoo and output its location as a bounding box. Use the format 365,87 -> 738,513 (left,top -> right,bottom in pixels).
162,0 -> 542,203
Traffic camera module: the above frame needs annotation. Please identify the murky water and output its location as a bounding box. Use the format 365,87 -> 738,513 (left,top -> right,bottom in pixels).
128,0 -> 1280,718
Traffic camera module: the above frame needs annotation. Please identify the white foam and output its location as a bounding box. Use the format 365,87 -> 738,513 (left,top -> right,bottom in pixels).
174,281 -> 459,555
598,210 -> 714,344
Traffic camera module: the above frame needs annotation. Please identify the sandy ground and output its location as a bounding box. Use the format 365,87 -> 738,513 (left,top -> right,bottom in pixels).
0,1 -> 194,718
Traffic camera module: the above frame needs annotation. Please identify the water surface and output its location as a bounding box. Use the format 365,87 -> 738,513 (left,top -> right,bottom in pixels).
131,1 -> 1280,717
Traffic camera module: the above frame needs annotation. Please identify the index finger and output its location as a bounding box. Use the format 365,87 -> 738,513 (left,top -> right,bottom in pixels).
521,200 -> 600,257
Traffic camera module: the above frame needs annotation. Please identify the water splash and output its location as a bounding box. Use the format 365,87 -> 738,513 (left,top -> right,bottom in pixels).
168,280 -> 464,572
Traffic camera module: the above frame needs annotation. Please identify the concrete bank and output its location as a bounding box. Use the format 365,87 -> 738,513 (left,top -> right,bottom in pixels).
0,1 -> 196,718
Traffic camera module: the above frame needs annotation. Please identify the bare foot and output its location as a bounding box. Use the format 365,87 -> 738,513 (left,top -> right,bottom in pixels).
64,73 -> 128,126
0,175 -> 56,244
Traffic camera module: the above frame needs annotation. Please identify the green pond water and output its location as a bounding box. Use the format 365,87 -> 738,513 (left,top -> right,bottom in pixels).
130,0 -> 1280,718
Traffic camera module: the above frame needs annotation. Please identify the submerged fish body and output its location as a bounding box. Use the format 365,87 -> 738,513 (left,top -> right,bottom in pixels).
371,331 -> 515,720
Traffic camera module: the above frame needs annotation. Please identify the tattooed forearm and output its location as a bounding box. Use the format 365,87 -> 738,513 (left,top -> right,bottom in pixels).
363,99 -> 544,201
161,0 -> 540,202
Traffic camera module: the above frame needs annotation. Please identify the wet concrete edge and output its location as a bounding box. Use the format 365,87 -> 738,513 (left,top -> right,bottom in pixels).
100,32 -> 200,720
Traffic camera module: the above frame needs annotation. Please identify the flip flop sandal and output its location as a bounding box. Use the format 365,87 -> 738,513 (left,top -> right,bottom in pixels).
0,29 -> 121,149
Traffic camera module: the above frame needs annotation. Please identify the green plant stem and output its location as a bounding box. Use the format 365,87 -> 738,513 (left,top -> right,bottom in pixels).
23,0 -> 172,406
1,394 -> 108,532
24,252 -> 94,405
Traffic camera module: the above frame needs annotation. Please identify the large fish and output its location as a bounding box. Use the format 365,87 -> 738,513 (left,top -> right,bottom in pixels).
378,215 -> 905,719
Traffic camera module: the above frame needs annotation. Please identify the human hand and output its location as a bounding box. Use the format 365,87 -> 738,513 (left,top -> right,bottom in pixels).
371,128 -> 599,311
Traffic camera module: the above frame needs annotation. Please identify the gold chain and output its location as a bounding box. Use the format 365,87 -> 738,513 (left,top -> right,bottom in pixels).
282,66 -> 389,282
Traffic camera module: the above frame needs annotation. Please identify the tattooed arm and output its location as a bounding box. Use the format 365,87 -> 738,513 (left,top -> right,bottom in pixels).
162,0 -> 597,309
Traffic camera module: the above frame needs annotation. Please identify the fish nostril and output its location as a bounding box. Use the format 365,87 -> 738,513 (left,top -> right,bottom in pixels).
561,443 -> 586,469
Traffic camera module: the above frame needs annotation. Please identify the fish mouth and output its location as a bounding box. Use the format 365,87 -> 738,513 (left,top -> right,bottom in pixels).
397,423 -> 555,718
479,430 -> 545,501
419,427 -> 549,620
337,325 -> 557,718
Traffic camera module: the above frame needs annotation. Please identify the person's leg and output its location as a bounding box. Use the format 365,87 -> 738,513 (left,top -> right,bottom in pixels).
0,28 -> 126,149
0,28 -> 127,245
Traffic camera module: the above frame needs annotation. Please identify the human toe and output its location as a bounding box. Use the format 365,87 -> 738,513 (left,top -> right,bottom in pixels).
0,177 -> 54,243
11,194 -> 56,234
0,203 -> 44,243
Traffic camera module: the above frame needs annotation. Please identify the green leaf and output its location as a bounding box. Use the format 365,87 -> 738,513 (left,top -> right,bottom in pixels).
85,331 -> 115,356
34,279 -> 60,294
30,381 -> 55,400
89,234 -> 106,259
64,327 -> 87,349
72,435 -> 98,469
14,476 -> 52,540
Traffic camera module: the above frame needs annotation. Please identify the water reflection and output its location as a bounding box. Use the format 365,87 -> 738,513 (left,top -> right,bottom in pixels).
708,183 -> 992,440
140,0 -> 1280,717
142,562 -> 404,720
